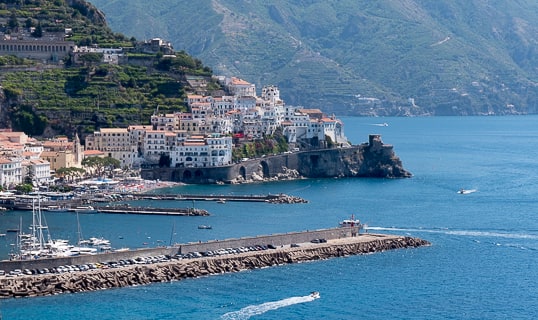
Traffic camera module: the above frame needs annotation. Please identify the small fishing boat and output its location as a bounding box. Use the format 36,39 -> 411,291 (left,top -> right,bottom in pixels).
198,225 -> 212,230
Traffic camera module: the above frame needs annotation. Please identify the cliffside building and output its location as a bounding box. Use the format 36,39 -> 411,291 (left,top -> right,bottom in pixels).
0,32 -> 75,63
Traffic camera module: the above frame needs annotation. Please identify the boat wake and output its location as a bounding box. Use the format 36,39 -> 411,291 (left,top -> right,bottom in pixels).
367,226 -> 538,240
220,294 -> 318,320
371,122 -> 389,127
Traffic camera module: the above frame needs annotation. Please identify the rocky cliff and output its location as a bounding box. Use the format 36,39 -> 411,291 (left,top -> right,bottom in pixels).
142,134 -> 411,184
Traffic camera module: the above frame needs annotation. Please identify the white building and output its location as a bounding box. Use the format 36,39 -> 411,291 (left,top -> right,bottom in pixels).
0,157 -> 22,188
169,134 -> 232,168
226,77 -> 256,97
22,159 -> 51,185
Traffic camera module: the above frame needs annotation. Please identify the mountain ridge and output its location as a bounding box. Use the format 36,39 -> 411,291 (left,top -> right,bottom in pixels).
90,0 -> 538,116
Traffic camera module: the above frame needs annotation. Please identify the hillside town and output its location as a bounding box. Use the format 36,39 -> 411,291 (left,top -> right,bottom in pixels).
0,74 -> 349,190
0,17 -> 351,189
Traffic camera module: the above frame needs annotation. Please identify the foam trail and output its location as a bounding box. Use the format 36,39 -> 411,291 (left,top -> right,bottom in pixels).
221,294 -> 317,320
367,226 -> 538,240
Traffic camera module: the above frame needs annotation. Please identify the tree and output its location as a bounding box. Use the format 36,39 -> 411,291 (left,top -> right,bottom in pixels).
82,156 -> 103,177
25,18 -> 33,29
56,167 -> 86,183
102,157 -> 121,177
15,183 -> 33,194
82,156 -> 120,177
8,10 -> 19,30
31,23 -> 43,38
24,169 -> 35,185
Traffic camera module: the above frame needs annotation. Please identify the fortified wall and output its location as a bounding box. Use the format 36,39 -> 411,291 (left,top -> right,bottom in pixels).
141,134 -> 411,184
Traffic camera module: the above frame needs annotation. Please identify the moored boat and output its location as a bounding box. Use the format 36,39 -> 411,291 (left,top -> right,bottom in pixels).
339,214 -> 362,228
69,206 -> 96,214
44,205 -> 68,212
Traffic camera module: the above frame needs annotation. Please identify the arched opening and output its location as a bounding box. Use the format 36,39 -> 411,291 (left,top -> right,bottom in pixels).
239,166 -> 246,180
260,161 -> 270,178
182,170 -> 192,180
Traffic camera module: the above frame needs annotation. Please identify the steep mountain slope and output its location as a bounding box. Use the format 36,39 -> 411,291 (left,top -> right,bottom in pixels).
0,0 -> 216,137
91,0 -> 538,116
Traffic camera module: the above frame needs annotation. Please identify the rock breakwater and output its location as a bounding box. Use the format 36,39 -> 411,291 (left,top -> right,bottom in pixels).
0,235 -> 429,299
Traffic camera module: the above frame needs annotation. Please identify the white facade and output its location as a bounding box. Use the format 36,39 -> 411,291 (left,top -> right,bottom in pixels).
0,157 -> 22,188
226,77 -> 256,97
144,130 -> 168,161
80,81 -> 348,169
22,159 -> 51,185
169,134 -> 232,168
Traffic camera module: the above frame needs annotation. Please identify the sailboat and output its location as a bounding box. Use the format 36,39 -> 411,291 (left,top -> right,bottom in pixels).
12,197 -> 98,259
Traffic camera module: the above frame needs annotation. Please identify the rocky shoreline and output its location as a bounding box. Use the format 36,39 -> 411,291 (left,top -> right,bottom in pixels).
0,234 -> 429,299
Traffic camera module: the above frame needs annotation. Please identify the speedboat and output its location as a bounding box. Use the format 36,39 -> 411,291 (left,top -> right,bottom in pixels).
457,189 -> 476,194
198,225 -> 212,230
310,291 -> 320,299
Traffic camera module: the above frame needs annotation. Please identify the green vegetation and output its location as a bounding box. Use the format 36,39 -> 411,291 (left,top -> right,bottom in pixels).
81,156 -> 121,177
231,129 -> 288,162
55,166 -> 85,182
0,0 -> 220,137
91,0 -> 538,115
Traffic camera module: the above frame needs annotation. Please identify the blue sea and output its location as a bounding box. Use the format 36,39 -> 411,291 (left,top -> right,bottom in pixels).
2,116 -> 538,319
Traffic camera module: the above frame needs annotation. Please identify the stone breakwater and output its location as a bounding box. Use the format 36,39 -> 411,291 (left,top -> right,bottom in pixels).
0,235 -> 429,299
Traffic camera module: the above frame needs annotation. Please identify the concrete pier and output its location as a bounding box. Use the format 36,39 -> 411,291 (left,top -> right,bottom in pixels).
0,234 -> 429,299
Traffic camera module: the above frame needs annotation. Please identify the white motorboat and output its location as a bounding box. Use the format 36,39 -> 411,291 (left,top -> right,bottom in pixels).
310,291 -> 320,299
70,206 -> 96,213
44,205 -> 68,212
457,189 -> 477,194
198,225 -> 212,230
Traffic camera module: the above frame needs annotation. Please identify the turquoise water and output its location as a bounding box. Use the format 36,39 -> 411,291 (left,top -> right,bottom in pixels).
2,116 -> 538,319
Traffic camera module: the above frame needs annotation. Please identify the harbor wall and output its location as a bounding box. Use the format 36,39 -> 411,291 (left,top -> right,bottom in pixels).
0,227 -> 358,272
179,228 -> 357,253
0,235 -> 430,298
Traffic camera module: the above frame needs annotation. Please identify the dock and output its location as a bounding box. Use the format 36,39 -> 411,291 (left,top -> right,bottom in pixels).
132,193 -> 308,204
0,231 -> 430,298
94,204 -> 209,216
